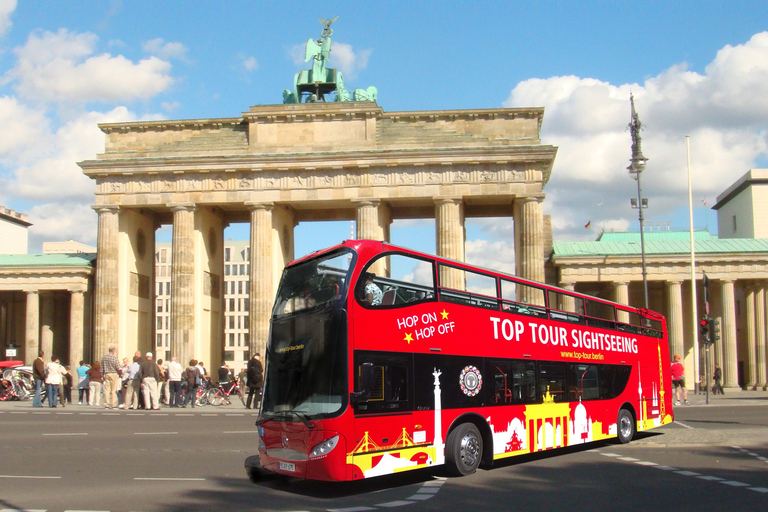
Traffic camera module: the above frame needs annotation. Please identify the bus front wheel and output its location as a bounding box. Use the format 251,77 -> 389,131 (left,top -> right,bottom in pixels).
445,423 -> 483,476
617,408 -> 635,444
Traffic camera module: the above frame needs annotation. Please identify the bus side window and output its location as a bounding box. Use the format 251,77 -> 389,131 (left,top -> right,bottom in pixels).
353,352 -> 412,413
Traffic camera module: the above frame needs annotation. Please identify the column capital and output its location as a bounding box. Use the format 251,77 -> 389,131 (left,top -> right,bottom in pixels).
68,288 -> 86,295
666,279 -> 683,286
515,194 -> 545,205
433,196 -> 463,206
23,289 -> 39,295
351,198 -> 382,207
245,201 -> 274,212
92,204 -> 120,214
612,280 -> 629,287
167,202 -> 196,213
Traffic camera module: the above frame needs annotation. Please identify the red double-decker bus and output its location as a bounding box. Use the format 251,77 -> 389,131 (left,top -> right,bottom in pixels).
253,240 -> 673,481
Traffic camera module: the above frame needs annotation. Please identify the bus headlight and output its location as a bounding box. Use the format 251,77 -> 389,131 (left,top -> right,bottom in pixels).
258,437 -> 266,452
309,435 -> 339,458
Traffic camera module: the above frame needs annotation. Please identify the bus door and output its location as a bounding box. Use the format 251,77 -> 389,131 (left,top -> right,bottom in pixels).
350,352 -> 414,478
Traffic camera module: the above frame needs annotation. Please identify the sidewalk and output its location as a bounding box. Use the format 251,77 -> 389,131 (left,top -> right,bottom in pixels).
0,399 -> 256,414
681,388 -> 768,407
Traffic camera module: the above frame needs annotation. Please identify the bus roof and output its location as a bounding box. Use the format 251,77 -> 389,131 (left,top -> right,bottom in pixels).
287,239 -> 664,320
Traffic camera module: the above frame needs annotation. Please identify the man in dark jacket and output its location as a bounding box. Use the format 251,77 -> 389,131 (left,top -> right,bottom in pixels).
33,350 -> 45,407
245,354 -> 263,410
138,352 -> 162,410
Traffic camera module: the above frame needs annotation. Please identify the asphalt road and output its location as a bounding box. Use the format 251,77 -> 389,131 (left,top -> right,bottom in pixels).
0,400 -> 766,512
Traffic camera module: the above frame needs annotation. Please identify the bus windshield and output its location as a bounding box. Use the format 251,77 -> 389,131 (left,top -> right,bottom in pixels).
272,250 -> 354,318
262,249 -> 353,420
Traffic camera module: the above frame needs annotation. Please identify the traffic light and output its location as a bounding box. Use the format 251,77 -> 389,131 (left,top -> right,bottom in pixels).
712,317 -> 721,343
699,317 -> 710,344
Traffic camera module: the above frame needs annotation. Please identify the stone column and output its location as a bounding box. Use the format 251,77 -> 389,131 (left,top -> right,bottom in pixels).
756,285 -> 766,390
69,290 -> 84,369
435,197 -> 465,290
745,286 -> 758,389
40,294 -> 54,360
666,281 -> 684,360
169,203 -> 196,366
514,196 -> 545,305
613,281 -> 630,323
720,279 -> 739,389
560,283 -> 576,312
93,205 -> 120,360
354,199 -> 392,276
24,290 -> 39,365
248,202 -> 273,359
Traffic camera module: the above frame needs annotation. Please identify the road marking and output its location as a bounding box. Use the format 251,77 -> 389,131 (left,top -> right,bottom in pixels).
720,480 -> 749,487
634,461 -> 657,466
43,433 -> 87,436
134,477 -> 205,481
134,432 -> 178,435
328,507 -> 376,512
0,474 -> 61,479
617,457 -> 639,462
223,430 -> 256,434
749,487 -> 768,493
599,453 -> 621,457
0,508 -> 46,512
674,420 -> 693,429
675,470 -> 701,476
225,413 -> 245,416
376,501 -> 414,508
697,475 -> 725,481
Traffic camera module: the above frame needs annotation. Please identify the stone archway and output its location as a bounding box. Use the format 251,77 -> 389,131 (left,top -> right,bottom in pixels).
80,101 -> 557,366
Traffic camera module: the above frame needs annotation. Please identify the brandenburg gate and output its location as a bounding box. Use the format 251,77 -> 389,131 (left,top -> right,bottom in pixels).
78,21 -> 557,367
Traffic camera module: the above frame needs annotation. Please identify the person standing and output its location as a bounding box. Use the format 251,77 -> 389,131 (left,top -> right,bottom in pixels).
124,356 -> 141,409
671,354 -> 688,405
712,365 -> 725,395
139,352 -> 162,410
182,360 -> 200,408
167,356 -> 183,407
32,350 -> 45,407
245,353 -> 263,410
86,361 -> 103,406
61,365 -> 73,406
156,358 -> 168,405
44,356 -> 62,408
76,361 -> 90,405
100,346 -> 121,409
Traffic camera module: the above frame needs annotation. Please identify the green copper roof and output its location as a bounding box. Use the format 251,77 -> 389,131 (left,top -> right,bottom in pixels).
553,230 -> 768,257
0,253 -> 96,267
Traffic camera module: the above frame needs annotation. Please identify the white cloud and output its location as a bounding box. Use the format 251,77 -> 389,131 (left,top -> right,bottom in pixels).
241,55 -> 258,72
329,42 -> 370,79
7,28 -> 174,103
143,37 -> 188,61
0,97 -> 52,164
503,31 -> 768,245
466,239 -> 516,276
28,201 -> 98,249
6,107 -> 138,202
0,0 -> 15,38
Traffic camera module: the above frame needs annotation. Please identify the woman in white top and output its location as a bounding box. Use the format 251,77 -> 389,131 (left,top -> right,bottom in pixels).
44,356 -> 63,408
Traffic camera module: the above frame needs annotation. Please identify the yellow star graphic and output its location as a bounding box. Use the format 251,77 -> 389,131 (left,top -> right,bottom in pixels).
404,333 -> 413,344
440,309 -> 449,320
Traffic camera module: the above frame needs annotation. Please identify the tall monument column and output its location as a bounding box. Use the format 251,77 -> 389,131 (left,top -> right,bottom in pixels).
514,196 -> 545,304
93,205 -> 119,359
248,202 -> 274,359
666,280 -> 684,360
613,281 -> 630,323
720,279 -> 738,389
758,285 -> 768,390
435,197 -> 465,290
169,203 -> 196,366
69,290 -> 85,369
354,199 -> 392,276
24,290 -> 39,364
40,294 -> 54,360
746,286 -> 758,389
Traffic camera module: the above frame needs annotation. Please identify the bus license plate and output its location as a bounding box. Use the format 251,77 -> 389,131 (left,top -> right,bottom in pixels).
279,461 -> 295,472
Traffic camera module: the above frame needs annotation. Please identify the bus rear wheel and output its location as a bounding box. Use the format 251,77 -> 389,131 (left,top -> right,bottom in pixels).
445,423 -> 483,476
617,408 -> 635,444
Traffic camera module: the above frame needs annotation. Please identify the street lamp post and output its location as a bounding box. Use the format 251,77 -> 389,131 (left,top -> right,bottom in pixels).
628,93 -> 650,309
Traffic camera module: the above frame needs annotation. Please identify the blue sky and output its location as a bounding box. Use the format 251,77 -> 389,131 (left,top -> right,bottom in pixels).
1,0 -> 767,270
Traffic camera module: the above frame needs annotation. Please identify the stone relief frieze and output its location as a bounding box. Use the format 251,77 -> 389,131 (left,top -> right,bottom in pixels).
397,173 -> 414,184
239,179 -> 252,190
453,170 -> 470,182
109,180 -> 125,193
426,171 -> 443,184
345,174 -> 361,186
371,173 -> 388,185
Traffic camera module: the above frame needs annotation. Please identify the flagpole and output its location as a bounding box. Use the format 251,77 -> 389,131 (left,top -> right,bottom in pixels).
687,135 -> 701,395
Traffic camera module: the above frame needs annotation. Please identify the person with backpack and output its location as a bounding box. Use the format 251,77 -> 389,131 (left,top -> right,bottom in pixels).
182,359 -> 201,408
245,353 -> 263,410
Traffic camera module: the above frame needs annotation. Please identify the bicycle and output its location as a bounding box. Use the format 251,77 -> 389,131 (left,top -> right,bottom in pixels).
206,380 -> 244,406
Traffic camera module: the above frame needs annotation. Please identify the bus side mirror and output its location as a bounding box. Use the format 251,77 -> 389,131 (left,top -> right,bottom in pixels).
350,362 -> 374,405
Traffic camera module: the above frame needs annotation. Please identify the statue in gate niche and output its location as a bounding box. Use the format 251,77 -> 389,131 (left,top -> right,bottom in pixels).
283,16 -> 378,104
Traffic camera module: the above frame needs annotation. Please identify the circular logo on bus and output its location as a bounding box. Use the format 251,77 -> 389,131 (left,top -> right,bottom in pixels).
459,365 -> 482,396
